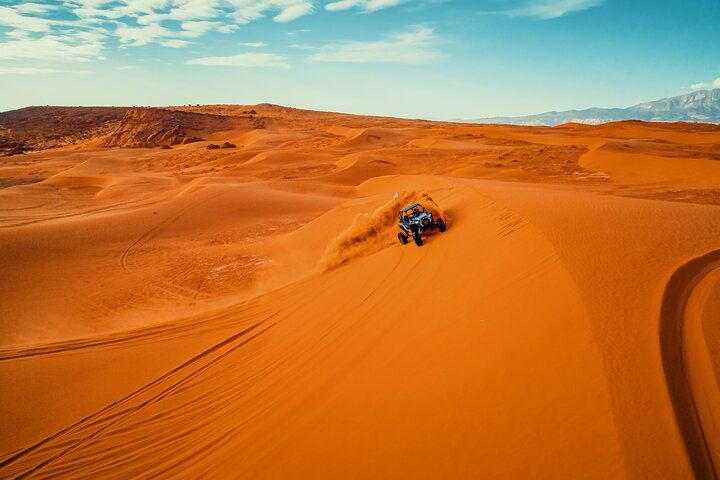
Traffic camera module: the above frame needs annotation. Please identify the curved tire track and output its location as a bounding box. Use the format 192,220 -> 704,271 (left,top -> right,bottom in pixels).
0,312 -> 279,478
119,190 -> 223,272
660,249 -> 720,480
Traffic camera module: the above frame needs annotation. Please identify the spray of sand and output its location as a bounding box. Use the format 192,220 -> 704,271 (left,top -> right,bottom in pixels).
322,191 -> 443,269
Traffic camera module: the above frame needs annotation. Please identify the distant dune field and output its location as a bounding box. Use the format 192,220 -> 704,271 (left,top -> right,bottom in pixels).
1,105 -> 719,479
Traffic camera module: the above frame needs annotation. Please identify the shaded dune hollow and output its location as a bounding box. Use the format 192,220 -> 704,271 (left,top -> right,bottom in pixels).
1,104 -> 720,479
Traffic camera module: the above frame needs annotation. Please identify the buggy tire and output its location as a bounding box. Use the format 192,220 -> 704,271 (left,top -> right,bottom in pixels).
436,218 -> 446,232
398,232 -> 408,245
412,231 -> 423,246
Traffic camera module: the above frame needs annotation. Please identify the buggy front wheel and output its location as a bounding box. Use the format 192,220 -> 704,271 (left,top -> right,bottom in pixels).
412,231 -> 423,246
397,232 -> 408,245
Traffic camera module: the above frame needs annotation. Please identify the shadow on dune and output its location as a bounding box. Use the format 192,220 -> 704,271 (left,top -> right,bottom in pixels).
659,249 -> 720,480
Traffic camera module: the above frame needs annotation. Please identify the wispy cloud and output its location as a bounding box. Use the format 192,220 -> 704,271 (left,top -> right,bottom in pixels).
507,0 -> 604,19
13,3 -> 56,15
287,29 -> 312,37
0,4 -> 105,61
187,52 -> 289,67
273,2 -> 315,22
0,66 -> 62,75
115,23 -> 175,47
227,0 -> 314,24
325,0 -> 409,12
0,0 -> 428,66
0,35 -> 105,61
309,26 -> 440,64
161,39 -> 191,48
0,5 -> 54,34
239,42 -> 268,48
0,0 -> 316,58
691,77 -> 720,91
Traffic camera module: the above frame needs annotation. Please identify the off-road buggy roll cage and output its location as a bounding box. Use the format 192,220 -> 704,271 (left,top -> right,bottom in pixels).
396,202 -> 446,247
398,203 -> 426,222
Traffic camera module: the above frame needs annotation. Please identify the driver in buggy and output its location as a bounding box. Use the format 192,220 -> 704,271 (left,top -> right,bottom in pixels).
396,202 -> 446,247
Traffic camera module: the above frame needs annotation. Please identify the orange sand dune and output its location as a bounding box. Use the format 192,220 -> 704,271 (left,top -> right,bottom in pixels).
1,106 -> 719,478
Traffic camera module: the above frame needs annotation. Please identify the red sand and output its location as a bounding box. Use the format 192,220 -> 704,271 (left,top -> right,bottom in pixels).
1,105 -> 719,478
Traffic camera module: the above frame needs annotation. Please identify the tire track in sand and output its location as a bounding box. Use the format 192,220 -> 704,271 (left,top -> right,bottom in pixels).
119,190 -> 223,272
0,312 -> 279,478
659,249 -> 720,480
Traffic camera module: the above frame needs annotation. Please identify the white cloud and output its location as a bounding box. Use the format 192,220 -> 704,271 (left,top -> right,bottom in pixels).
287,28 -> 312,36
509,0 -> 603,19
14,3 -> 56,15
239,42 -> 268,47
180,21 -> 219,36
0,35 -> 105,61
366,0 -> 409,10
690,77 -> 720,91
166,0 -> 220,21
325,0 -> 408,12
113,18 -> 227,46
0,66 -> 62,75
0,0 -> 315,62
115,23 -> 175,46
226,0 -> 314,24
0,0 -> 417,68
325,0 -> 362,11
0,4 -> 106,60
110,0 -> 172,19
309,26 -> 440,64
217,24 -> 239,33
161,39 -> 191,48
274,2 -> 314,21
0,6 -> 54,33
187,52 -> 288,67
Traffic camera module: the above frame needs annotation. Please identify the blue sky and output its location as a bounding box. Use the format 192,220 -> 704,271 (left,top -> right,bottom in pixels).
0,0 -> 718,118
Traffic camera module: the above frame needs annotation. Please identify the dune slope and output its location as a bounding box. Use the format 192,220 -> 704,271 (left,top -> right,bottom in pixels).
1,105 -> 719,478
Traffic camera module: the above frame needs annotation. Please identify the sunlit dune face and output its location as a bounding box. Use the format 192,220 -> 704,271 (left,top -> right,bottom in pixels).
1,106 -> 720,479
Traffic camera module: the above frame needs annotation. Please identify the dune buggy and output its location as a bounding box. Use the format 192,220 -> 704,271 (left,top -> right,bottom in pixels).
397,203 -> 446,247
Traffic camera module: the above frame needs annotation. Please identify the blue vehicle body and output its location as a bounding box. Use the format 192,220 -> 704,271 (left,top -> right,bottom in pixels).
397,203 -> 446,246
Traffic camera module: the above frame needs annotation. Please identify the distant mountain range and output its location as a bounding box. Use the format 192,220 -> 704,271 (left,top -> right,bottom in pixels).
463,88 -> 720,126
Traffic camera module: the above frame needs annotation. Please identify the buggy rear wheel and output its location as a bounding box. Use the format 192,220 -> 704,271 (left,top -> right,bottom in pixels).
397,232 -> 408,245
436,218 -> 446,232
